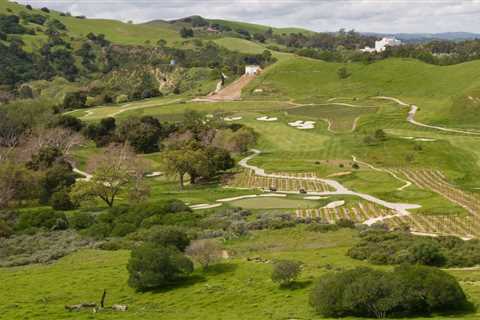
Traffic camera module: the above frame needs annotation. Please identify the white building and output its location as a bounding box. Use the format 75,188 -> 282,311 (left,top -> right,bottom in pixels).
245,65 -> 261,76
360,37 -> 402,53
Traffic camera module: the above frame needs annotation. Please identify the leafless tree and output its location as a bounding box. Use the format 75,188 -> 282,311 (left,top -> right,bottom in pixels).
72,143 -> 150,207
186,239 -> 223,269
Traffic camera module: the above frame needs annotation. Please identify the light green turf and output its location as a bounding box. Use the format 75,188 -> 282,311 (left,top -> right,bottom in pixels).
229,197 -> 320,209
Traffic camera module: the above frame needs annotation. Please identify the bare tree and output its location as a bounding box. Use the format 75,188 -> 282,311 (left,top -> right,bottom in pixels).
71,143 -> 150,207
21,127 -> 85,161
0,127 -> 23,162
186,239 -> 223,269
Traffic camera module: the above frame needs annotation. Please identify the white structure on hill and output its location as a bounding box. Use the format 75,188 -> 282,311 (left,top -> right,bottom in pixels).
245,65 -> 261,76
361,37 -> 402,53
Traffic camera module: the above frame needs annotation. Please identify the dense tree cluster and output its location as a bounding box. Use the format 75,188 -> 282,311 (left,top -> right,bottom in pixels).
310,265 -> 471,318
348,229 -> 480,267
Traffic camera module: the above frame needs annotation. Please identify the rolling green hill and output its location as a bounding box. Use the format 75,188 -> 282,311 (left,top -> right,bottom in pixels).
208,18 -> 315,36
248,56 -> 480,127
0,0 -> 182,46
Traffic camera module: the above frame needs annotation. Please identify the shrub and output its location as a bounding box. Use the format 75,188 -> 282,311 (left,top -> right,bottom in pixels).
40,7 -> 50,13
15,209 -> 68,232
185,239 -> 222,269
408,241 -> 445,266
0,230 -> 95,267
146,226 -> 190,252
51,189 -> 76,211
69,212 -> 95,230
335,218 -> 355,229
83,222 -> 112,240
0,219 -> 14,238
310,265 -> 470,318
163,199 -> 192,213
271,260 -> 302,286
111,222 -> 136,237
127,244 -> 193,291
115,94 -> 129,104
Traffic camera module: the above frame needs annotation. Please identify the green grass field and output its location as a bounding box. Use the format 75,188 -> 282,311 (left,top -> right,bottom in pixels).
2,227 -> 480,320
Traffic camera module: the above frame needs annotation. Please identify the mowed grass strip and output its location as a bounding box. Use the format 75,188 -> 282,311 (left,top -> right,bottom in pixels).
287,104 -> 378,133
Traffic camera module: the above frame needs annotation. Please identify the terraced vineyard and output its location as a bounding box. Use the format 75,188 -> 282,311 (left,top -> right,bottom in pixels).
295,202 -> 395,221
385,214 -> 479,238
227,169 -> 334,192
393,168 -> 480,216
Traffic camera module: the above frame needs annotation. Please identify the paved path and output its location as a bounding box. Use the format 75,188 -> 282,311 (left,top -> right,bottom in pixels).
374,96 -> 480,135
239,150 -> 421,218
351,155 -> 412,191
73,167 -> 93,182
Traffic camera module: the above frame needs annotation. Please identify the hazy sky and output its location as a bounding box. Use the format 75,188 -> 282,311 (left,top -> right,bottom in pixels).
14,1 -> 480,33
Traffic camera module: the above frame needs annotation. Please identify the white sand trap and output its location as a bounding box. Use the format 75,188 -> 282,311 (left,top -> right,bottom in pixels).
256,116 -> 278,122
146,171 -> 163,177
224,116 -> 243,121
217,195 -> 259,202
259,193 -> 287,197
304,196 -> 329,200
289,120 -> 315,129
206,114 -> 214,118
323,200 -> 345,209
190,203 -> 223,210
401,136 -> 414,140
288,120 -> 304,127
415,138 -> 437,142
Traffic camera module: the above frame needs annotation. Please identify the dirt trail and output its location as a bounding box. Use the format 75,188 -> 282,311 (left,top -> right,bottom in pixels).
239,150 -> 421,219
374,96 -> 480,135
195,74 -> 257,102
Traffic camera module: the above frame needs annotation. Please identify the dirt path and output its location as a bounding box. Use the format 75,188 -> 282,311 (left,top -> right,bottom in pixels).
374,96 -> 480,135
351,156 -> 412,191
195,75 -> 257,102
239,150 -> 421,218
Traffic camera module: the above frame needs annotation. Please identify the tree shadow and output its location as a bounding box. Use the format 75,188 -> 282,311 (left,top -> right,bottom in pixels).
149,275 -> 207,294
279,280 -> 313,290
203,263 -> 238,276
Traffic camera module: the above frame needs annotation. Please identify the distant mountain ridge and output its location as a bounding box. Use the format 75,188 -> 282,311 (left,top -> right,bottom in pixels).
361,32 -> 480,42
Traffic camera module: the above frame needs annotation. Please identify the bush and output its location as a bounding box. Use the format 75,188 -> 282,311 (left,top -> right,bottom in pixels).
271,260 -> 302,286
145,226 -> 190,252
16,209 -> 68,232
83,222 -> 112,240
0,219 -> 14,238
51,189 -> 76,211
127,244 -> 193,291
69,212 -> 95,230
115,94 -> 129,104
347,230 -> 475,267
310,265 -> 470,318
111,222 -> 136,237
335,218 -> 355,229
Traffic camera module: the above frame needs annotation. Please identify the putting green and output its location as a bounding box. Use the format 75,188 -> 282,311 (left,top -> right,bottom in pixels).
229,197 -> 320,209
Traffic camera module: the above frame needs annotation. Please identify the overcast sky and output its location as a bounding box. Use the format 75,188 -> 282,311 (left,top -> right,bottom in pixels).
13,1 -> 480,33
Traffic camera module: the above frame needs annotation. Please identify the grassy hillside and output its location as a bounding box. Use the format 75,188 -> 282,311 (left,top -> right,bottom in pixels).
0,0 -> 183,46
208,18 -> 315,36
247,56 -> 480,127
2,228 -> 480,320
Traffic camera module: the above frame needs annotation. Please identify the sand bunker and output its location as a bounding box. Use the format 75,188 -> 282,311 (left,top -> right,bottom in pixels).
288,120 -> 316,130
257,116 -> 278,122
224,116 -> 243,121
